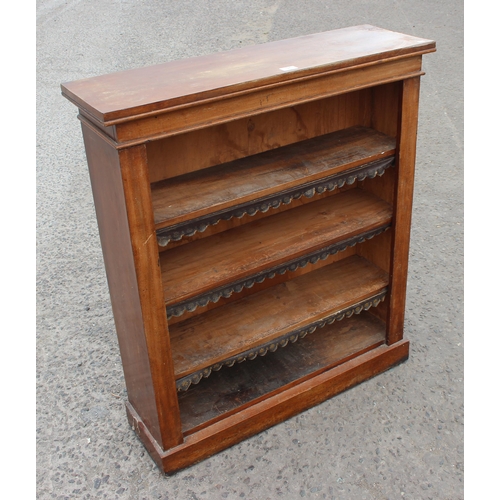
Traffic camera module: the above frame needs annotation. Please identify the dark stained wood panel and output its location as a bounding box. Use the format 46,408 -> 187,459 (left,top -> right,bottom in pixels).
169,255 -> 388,381
152,126 -> 396,230
160,189 -> 392,308
61,25 -> 435,124
178,311 -> 386,433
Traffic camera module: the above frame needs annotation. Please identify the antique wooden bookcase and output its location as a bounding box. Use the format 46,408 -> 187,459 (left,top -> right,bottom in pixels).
61,25 -> 435,473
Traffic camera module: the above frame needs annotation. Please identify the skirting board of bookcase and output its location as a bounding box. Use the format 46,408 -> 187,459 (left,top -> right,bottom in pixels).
126,339 -> 409,474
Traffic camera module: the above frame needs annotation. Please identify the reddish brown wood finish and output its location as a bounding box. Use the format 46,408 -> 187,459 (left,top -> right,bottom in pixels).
61,25 -> 435,124
160,189 -> 391,308
178,311 -> 387,433
386,76 -> 421,345
116,144 -> 183,449
146,90 -> 373,182
170,255 -> 388,381
151,126 -> 395,228
80,124 -> 164,444
110,56 -> 424,145
81,124 -> 183,450
127,339 -> 409,474
167,246 -> 357,325
62,25 -> 434,474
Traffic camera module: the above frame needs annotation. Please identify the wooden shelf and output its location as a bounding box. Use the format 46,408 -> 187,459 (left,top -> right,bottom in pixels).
178,310 -> 386,434
170,255 -> 389,391
161,188 -> 392,317
152,126 -> 396,245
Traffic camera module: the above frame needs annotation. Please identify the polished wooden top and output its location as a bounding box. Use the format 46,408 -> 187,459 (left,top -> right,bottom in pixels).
61,25 -> 435,124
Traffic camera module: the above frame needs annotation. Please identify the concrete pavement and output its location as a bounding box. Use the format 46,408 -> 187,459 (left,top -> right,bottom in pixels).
37,1 -> 463,498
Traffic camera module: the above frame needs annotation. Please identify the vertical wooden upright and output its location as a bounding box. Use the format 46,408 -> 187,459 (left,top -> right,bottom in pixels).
62,25 -> 435,474
387,76 -> 422,345
80,123 -> 183,449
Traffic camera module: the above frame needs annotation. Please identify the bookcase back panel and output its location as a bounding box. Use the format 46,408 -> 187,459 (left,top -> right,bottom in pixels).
359,165 -> 396,204
370,81 -> 402,138
146,89 -> 372,183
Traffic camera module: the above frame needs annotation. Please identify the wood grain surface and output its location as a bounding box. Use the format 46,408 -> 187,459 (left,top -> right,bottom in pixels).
169,255 -> 388,380
61,23 -> 434,472
160,188 -> 392,306
152,126 -> 396,228
178,311 -> 386,433
146,90 -> 372,182
61,25 -> 434,124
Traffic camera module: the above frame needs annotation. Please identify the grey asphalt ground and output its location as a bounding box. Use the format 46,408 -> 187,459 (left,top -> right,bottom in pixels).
36,1 -> 464,498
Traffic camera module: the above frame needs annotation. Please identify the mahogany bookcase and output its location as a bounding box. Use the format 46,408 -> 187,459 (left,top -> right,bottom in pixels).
61,25 -> 435,474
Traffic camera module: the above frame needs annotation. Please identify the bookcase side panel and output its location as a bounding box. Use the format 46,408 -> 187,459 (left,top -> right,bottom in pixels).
80,123 -> 164,444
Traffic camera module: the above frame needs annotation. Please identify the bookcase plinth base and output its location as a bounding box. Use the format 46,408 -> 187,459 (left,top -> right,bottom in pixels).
126,339 -> 409,474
